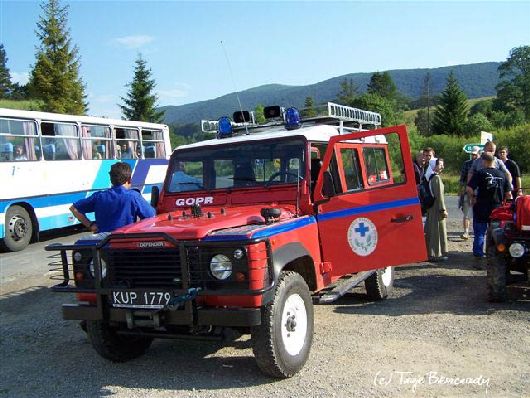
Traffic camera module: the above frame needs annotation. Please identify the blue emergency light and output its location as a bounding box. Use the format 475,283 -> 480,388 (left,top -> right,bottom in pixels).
285,107 -> 301,130
217,116 -> 233,139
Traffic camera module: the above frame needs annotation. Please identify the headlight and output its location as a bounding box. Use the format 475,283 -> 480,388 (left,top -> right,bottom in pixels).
89,257 -> 107,278
509,242 -> 526,258
210,254 -> 232,280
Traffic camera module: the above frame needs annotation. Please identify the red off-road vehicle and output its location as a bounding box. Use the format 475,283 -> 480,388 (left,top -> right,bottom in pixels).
487,196 -> 530,301
47,103 -> 427,378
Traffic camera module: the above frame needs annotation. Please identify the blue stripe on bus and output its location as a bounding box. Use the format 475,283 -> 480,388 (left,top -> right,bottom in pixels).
316,197 -> 420,222
203,216 -> 317,241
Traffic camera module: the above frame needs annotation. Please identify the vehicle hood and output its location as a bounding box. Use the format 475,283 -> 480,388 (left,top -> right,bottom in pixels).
114,205 -> 297,240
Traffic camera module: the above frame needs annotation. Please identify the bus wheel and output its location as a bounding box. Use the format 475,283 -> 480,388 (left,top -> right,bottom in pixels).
251,271 -> 314,378
3,205 -> 33,252
365,266 -> 394,300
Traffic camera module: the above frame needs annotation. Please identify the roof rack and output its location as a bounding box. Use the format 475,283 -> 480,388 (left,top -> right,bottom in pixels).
201,102 -> 382,136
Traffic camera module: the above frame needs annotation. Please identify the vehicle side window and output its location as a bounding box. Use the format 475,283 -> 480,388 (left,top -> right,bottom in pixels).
363,147 -> 389,185
340,148 -> 363,191
41,121 -> 80,160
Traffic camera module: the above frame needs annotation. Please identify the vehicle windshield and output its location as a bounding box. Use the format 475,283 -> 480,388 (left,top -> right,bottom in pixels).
167,138 -> 306,193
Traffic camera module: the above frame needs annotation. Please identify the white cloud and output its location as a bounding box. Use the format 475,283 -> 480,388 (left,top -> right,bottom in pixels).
11,71 -> 29,85
112,35 -> 154,49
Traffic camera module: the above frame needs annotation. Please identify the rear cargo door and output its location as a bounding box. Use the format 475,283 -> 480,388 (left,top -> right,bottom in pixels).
313,125 -> 426,279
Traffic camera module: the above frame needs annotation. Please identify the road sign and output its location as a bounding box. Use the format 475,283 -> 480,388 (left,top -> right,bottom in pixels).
463,144 -> 484,154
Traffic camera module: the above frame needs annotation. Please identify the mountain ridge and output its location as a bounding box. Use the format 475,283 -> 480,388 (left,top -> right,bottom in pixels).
160,62 -> 500,126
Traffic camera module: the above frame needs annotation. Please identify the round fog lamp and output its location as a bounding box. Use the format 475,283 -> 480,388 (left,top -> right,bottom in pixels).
210,254 -> 233,280
509,242 -> 525,258
89,258 -> 107,278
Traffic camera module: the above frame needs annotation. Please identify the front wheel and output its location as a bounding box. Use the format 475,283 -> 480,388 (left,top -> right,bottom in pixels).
365,266 -> 394,300
86,320 -> 153,362
487,254 -> 508,302
251,271 -> 314,378
3,205 -> 33,252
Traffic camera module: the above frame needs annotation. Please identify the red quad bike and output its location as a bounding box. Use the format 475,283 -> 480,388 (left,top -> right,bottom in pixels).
487,196 -> 530,302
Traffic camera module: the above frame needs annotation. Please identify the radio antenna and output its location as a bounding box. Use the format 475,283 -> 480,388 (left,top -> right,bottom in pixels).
220,41 -> 249,134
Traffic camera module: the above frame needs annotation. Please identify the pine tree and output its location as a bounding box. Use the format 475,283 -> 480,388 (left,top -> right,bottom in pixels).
367,71 -> 397,99
28,0 -> 87,114
0,44 -> 13,99
302,96 -> 316,117
432,71 -> 468,135
120,55 -> 164,123
337,78 -> 358,106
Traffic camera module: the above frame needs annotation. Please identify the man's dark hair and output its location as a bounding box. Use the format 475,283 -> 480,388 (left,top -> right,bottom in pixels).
109,162 -> 132,186
422,147 -> 434,154
498,146 -> 508,152
481,152 -> 495,162
435,157 -> 444,166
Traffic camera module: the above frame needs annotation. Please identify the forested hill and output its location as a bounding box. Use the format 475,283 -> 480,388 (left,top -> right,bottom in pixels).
160,62 -> 500,126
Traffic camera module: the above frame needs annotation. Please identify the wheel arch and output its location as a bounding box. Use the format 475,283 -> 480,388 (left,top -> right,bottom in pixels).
270,242 -> 317,291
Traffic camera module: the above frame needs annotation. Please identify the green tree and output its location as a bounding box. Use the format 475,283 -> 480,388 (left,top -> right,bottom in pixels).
120,54 -> 164,122
28,0 -> 86,114
464,113 -> 493,136
254,104 -> 265,124
302,96 -> 317,117
351,93 -> 403,127
432,71 -> 468,135
367,71 -> 397,99
495,45 -> 530,121
337,78 -> 358,105
0,44 -> 13,99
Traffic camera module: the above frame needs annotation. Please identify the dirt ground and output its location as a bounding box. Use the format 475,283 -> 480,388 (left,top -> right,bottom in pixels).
0,207 -> 529,397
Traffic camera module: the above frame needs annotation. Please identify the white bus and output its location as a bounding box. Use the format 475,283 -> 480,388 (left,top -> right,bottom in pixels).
0,108 -> 171,251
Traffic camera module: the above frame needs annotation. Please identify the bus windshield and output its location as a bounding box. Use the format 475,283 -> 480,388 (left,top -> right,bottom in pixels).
167,138 -> 306,193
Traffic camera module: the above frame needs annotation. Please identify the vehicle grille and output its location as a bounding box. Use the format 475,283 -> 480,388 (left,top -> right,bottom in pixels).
104,248 -> 182,289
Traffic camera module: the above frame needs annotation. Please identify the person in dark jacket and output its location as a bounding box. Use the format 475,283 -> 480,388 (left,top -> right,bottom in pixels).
467,153 -> 512,267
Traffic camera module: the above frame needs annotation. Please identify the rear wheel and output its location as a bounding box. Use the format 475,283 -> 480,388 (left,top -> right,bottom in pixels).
86,320 -> 153,362
251,271 -> 314,378
3,205 -> 33,252
365,266 -> 394,300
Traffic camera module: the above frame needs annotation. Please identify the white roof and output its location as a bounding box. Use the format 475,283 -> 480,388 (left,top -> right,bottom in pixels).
0,108 -> 168,130
177,124 -> 343,151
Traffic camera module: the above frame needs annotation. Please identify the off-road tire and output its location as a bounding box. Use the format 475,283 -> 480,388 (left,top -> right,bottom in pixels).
365,266 -> 394,300
3,205 -> 33,252
251,271 -> 314,378
86,320 -> 153,362
487,254 -> 508,302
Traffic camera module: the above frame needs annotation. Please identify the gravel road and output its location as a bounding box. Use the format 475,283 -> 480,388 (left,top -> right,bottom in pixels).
1,197 -> 529,398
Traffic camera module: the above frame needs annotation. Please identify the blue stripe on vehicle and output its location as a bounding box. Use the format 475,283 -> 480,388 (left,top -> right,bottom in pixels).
203,216 -> 317,242
90,160 -> 116,191
317,197 -> 420,222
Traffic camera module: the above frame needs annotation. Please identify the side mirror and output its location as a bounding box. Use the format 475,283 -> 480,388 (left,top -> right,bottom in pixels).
151,185 -> 160,208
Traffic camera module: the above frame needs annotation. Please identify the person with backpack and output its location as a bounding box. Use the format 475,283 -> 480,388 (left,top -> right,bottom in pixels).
466,153 -> 512,268
424,158 -> 448,262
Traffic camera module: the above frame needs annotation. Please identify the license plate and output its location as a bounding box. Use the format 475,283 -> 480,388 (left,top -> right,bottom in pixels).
111,290 -> 172,309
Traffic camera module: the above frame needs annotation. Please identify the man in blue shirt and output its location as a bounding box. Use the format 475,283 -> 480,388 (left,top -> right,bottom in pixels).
69,162 -> 155,233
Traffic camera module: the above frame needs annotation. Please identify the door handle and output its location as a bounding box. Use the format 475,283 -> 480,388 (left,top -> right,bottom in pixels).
391,215 -> 413,223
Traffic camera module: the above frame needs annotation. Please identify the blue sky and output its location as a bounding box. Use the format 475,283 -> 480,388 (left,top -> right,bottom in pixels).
0,0 -> 529,119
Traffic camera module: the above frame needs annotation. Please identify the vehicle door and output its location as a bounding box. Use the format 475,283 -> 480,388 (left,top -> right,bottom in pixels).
313,125 -> 426,278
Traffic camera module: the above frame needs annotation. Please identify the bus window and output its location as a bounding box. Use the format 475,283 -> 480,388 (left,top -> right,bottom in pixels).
81,124 -> 112,160
141,129 -> 165,159
41,122 -> 80,160
115,127 -> 139,159
0,118 -> 38,161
